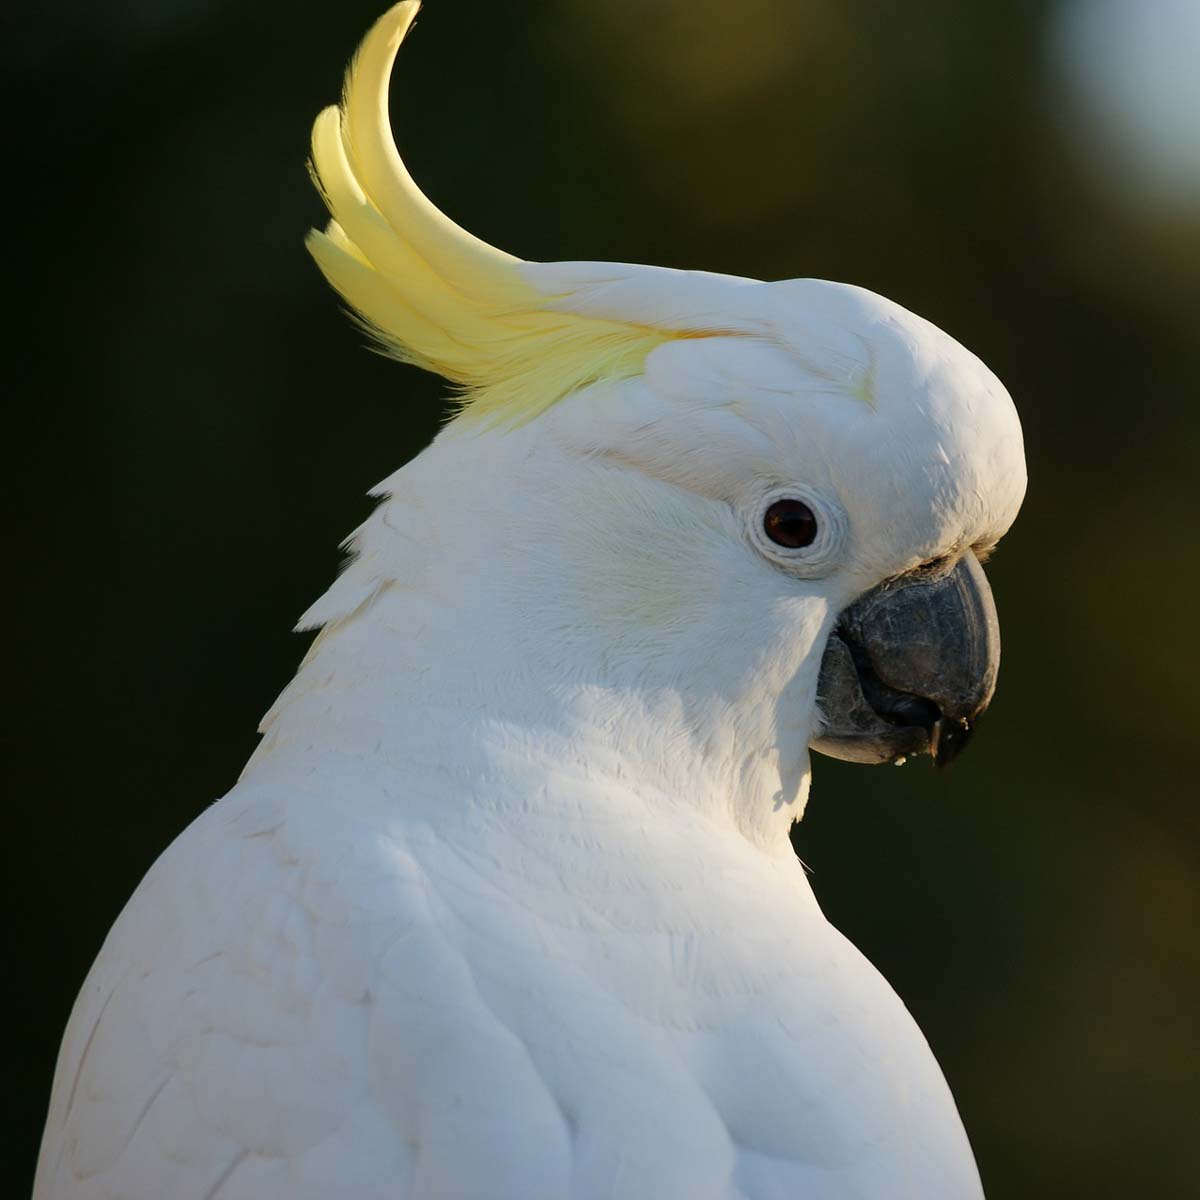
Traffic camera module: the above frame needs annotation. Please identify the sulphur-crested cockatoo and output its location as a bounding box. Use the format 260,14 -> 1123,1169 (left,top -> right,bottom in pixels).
35,5 -> 1025,1198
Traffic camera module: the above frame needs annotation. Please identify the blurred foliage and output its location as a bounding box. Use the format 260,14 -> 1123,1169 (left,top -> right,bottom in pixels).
9,1 -> 1199,1196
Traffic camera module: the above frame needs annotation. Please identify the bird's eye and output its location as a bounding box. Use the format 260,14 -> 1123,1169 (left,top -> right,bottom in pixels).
750,486 -> 846,576
763,498 -> 818,549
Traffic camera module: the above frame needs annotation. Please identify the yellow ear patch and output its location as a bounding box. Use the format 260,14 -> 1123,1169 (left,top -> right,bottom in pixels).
306,2 -> 685,425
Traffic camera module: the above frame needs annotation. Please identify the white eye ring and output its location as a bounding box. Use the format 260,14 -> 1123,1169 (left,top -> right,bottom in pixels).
749,485 -> 848,577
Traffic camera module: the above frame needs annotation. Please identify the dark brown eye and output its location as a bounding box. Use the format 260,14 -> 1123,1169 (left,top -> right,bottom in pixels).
764,498 -> 818,549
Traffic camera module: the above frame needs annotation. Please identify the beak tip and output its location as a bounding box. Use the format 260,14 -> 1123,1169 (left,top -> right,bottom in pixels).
931,715 -> 976,768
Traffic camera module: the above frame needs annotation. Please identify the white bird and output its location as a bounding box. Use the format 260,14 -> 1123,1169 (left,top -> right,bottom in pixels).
35,4 -> 1026,1198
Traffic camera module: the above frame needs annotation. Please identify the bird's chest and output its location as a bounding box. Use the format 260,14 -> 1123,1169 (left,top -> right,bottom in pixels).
393,833 -> 930,1168
205,798 -> 978,1198
360,852 -> 973,1200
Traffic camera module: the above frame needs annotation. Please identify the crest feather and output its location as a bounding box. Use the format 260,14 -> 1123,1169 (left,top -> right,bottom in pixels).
307,1 -> 691,424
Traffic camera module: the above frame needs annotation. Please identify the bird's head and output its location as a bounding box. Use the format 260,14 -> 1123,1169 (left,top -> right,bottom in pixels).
534,278 -> 1026,771
296,3 -> 1025,834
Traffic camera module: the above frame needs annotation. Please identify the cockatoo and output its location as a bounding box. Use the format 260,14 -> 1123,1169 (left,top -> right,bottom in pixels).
35,4 -> 1025,1198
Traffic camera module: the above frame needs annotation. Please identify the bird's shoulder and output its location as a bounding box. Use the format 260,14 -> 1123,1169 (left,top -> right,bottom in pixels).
34,782 -> 455,1199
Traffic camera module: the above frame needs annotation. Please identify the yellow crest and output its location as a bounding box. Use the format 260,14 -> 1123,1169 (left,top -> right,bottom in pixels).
307,2 -> 687,425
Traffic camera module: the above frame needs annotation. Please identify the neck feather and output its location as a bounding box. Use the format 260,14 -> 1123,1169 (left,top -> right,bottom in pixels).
245,427 -> 827,849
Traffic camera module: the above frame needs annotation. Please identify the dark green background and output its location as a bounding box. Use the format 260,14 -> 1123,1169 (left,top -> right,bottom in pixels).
11,2 -> 1198,1196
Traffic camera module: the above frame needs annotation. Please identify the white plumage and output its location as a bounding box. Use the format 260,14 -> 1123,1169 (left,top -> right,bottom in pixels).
36,5 -> 1025,1197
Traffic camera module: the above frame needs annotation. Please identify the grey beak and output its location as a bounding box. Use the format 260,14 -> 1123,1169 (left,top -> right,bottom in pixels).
811,550 -> 1000,767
